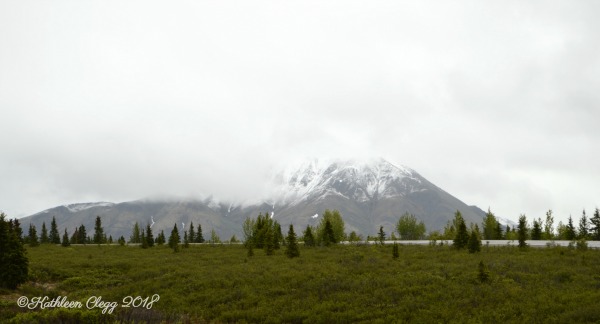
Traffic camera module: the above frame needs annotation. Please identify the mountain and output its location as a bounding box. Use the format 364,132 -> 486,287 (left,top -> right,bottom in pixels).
20,158 -> 487,241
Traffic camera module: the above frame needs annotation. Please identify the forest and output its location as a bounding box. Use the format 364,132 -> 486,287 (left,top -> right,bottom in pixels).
1,209 -> 600,323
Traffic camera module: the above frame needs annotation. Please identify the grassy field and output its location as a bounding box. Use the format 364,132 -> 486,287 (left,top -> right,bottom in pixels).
2,243 -> 600,323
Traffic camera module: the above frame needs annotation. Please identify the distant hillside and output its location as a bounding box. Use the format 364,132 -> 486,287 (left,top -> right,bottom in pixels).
20,158 -> 489,240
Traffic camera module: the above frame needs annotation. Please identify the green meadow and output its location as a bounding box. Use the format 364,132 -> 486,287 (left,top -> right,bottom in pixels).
2,243 -> 600,323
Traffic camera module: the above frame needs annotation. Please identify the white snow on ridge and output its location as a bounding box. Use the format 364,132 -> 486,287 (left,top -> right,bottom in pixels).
64,202 -> 115,213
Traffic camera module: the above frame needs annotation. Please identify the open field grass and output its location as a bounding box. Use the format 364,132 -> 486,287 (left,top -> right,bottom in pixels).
2,243 -> 600,323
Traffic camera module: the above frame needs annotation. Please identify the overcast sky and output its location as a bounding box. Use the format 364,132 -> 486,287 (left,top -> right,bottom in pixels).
1,1 -> 599,224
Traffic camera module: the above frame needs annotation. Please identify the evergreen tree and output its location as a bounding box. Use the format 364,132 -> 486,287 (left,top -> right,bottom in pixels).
145,224 -> 154,248
321,219 -> 336,246
303,225 -> 315,247
61,229 -> 70,247
566,216 -> 577,240
0,213 -> 29,289
392,242 -> 399,259
77,224 -> 87,245
140,229 -> 148,249
531,218 -> 542,240
49,216 -> 60,244
264,226 -> 275,255
482,208 -> 499,240
452,211 -> 469,249
93,216 -> 104,244
118,236 -> 126,246
378,226 -> 386,245
590,208 -> 600,240
168,223 -> 180,252
273,221 -> 283,249
157,230 -> 166,245
184,231 -> 190,248
189,221 -> 195,243
316,210 -> 346,243
196,223 -> 205,243
28,224 -> 39,247
468,225 -> 481,253
517,214 -> 528,248
40,222 -> 49,244
543,210 -> 555,240
130,222 -> 141,244
495,221 -> 504,240
12,219 -> 23,243
285,224 -> 300,258
578,210 -> 589,240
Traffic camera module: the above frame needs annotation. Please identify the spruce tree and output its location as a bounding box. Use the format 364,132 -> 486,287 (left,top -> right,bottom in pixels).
303,225 -> 315,247
118,236 -> 126,246
61,229 -> 70,247
157,230 -> 166,245
273,221 -> 283,249
468,226 -> 481,253
285,224 -> 300,258
566,216 -> 577,240
590,208 -> 600,241
0,213 -> 29,289
196,223 -> 205,243
452,211 -> 469,249
264,226 -> 275,255
140,230 -> 148,249
77,224 -> 87,244
321,220 -> 336,246
40,222 -> 49,244
130,222 -> 141,243
93,216 -> 104,244
12,219 -> 23,243
531,218 -> 542,240
189,221 -> 195,243
146,223 -> 154,247
578,210 -> 589,240
28,224 -> 39,247
517,214 -> 528,248
49,216 -> 60,244
168,224 -> 180,252
184,231 -> 190,248
378,226 -> 386,245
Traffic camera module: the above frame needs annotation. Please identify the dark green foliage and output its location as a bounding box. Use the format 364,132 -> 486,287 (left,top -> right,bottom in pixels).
396,212 -> 426,240
93,216 -> 105,244
378,226 -> 386,245
183,231 -> 190,248
347,231 -> 361,243
130,222 -> 141,244
40,222 -> 49,244
145,224 -> 154,248
77,224 -> 87,245
468,225 -> 481,253
316,210 -> 345,244
195,223 -> 205,243
482,209 -> 501,240
517,214 -> 528,248
229,235 -> 239,243
392,243 -> 399,259
566,216 -> 577,240
264,226 -> 275,255
531,218 -> 542,240
156,230 -> 166,246
168,224 -> 180,252
303,225 -> 315,247
273,221 -> 283,249
140,230 -> 148,249
12,219 -> 23,243
246,213 -> 282,249
28,224 -> 39,247
477,261 -> 490,283
578,210 -> 589,240
591,208 -> 600,240
247,242 -> 254,257
285,225 -> 300,258
0,213 -> 29,289
189,221 -> 195,244
13,241 -> 600,323
118,235 -> 126,246
452,211 -> 469,249
49,216 -> 60,244
495,221 -> 503,240
321,220 -> 336,246
61,229 -> 70,247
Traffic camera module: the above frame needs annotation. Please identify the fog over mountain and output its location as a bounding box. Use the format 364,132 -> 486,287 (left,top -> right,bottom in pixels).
20,158 -> 493,240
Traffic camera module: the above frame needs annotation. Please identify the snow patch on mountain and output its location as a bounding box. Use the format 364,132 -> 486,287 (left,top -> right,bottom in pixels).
64,202 -> 115,213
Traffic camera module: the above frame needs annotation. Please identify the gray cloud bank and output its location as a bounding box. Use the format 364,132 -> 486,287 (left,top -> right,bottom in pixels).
1,1 -> 599,223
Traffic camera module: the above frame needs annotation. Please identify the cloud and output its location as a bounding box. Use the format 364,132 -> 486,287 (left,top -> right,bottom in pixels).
1,1 -> 599,223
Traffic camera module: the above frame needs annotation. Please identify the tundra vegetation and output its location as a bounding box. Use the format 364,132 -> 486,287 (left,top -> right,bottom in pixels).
0,208 -> 599,323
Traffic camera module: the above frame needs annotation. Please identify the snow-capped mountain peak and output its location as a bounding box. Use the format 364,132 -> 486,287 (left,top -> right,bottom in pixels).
273,158 -> 424,204
63,202 -> 115,213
